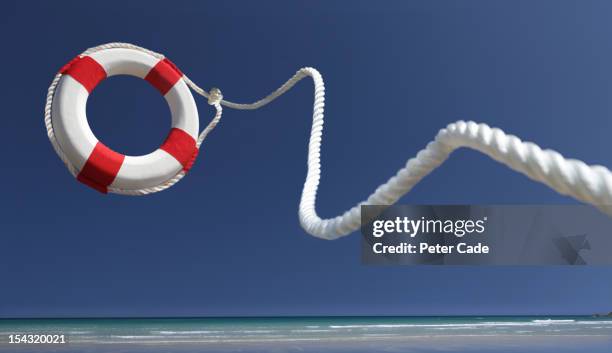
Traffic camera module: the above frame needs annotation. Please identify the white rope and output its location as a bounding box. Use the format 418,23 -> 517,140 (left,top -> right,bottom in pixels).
46,43 -> 612,240
186,66 -> 612,240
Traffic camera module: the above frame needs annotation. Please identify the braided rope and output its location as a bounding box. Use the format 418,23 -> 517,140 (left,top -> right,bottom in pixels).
179,64 -> 612,240
164,63 -> 612,239
46,43 -> 612,240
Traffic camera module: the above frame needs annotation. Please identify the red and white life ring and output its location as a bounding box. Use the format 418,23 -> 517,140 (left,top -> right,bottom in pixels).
46,43 -> 612,240
49,47 -> 199,193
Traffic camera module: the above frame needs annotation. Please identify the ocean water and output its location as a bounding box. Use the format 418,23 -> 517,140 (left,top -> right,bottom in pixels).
0,316 -> 611,353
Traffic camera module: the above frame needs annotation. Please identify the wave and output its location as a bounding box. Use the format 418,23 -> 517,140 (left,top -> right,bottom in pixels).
153,330 -> 223,335
327,320 -> 611,330
532,319 -> 575,324
290,329 -> 335,333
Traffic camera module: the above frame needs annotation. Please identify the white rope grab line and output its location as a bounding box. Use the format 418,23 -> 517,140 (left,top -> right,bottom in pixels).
188,65 -> 612,240
46,43 -> 612,240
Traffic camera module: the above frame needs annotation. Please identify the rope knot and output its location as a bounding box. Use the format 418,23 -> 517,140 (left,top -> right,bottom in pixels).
207,87 -> 223,106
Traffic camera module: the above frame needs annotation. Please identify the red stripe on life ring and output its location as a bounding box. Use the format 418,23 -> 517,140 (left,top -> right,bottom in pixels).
145,58 -> 183,95
60,56 -> 107,93
77,142 -> 125,193
160,128 -> 197,171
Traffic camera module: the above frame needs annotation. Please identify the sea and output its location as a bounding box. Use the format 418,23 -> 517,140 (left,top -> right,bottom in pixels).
0,316 -> 611,353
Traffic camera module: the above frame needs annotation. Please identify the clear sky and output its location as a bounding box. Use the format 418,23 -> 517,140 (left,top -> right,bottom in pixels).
1,0 -> 612,317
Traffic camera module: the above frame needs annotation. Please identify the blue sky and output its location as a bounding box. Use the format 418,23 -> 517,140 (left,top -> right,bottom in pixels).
1,0 -> 612,317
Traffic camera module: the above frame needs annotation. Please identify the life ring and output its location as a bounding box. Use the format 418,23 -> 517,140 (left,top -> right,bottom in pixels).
49,47 -> 199,193
47,43 -> 612,240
